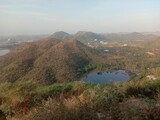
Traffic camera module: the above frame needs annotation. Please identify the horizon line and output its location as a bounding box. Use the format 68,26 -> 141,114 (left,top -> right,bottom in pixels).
0,31 -> 160,36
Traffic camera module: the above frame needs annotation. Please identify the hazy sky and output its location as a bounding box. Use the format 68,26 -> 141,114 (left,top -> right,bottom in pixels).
0,0 -> 160,35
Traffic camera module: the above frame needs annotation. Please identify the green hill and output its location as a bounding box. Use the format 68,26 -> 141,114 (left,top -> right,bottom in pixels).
0,37 -> 100,84
51,31 -> 73,40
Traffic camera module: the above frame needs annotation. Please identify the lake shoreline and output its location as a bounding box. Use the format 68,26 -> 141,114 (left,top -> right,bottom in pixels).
82,70 -> 130,84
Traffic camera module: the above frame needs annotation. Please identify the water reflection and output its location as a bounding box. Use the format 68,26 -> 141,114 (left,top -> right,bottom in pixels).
82,70 -> 129,84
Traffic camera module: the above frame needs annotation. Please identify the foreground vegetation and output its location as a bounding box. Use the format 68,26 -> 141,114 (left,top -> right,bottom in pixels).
0,78 -> 159,120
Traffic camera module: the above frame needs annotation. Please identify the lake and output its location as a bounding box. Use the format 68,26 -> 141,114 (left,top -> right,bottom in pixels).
82,70 -> 129,84
0,49 -> 10,56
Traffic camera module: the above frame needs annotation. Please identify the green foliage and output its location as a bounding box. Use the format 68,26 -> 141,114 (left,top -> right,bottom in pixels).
124,80 -> 160,98
77,64 -> 96,75
63,84 -> 73,92
0,79 -> 160,119
35,84 -> 63,96
34,83 -> 74,97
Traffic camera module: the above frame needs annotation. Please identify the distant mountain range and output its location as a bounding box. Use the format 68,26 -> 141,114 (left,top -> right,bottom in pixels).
51,31 -> 159,43
1,31 -> 159,47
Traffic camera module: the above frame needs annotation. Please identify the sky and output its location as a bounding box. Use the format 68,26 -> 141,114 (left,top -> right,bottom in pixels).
0,0 -> 160,35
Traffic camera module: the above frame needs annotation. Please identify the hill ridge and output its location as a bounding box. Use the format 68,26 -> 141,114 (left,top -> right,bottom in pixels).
0,38 -> 99,84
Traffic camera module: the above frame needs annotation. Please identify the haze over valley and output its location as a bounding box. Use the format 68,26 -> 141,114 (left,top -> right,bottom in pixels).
0,0 -> 160,120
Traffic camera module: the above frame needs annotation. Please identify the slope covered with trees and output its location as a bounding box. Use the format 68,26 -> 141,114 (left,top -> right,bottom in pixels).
0,37 -> 103,84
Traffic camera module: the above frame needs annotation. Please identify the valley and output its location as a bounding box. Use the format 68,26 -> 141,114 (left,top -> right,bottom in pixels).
0,32 -> 160,119
1,0 -> 160,119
